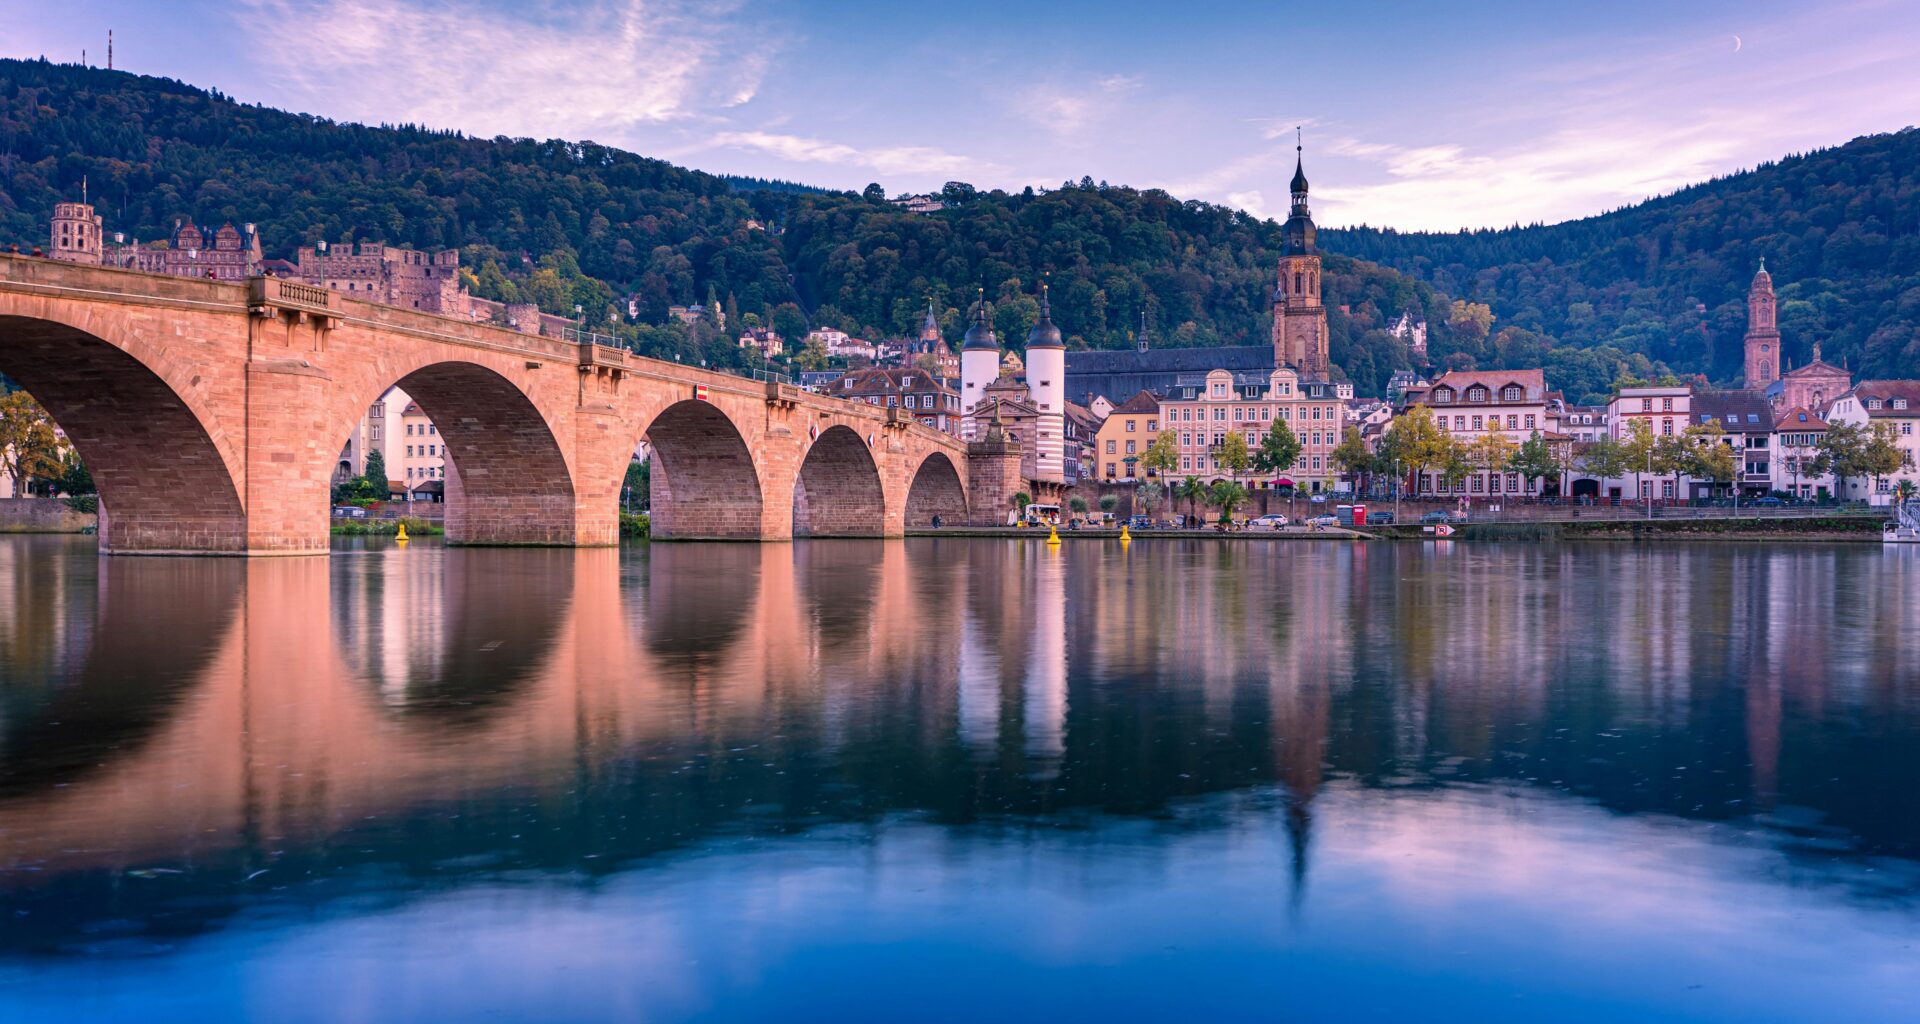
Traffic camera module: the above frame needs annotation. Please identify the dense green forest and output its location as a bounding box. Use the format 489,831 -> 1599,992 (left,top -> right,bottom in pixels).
1327,127 -> 1920,387
0,59 -> 1454,396
2,58 -> 1911,401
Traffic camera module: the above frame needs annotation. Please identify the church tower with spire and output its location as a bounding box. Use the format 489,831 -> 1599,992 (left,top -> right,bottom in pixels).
1743,259 -> 1781,389
1271,139 -> 1329,378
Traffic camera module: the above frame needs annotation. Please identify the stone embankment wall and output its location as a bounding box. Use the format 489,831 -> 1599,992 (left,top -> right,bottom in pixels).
0,498 -> 96,533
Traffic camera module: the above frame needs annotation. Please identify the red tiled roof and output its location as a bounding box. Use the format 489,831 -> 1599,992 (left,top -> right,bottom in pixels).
1111,389 -> 1161,415
1850,380 -> 1920,415
1410,369 -> 1548,405
1774,406 -> 1829,431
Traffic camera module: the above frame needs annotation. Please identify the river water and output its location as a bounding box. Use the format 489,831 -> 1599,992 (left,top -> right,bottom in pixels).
0,535 -> 1917,1022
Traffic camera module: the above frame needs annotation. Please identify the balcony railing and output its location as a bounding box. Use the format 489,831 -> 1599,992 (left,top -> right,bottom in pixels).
558,324 -> 620,347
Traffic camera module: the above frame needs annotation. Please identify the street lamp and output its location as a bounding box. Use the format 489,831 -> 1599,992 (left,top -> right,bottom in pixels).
1394,457 -> 1403,524
316,239 -> 328,291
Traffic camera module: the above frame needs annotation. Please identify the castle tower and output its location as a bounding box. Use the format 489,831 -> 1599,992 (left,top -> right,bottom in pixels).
1744,258 -> 1781,389
49,188 -> 104,265
1025,278 -> 1067,481
960,289 -> 1000,441
1271,142 -> 1329,378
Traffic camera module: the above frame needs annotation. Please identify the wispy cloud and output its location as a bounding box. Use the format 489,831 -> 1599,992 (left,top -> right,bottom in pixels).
235,0 -> 773,141
707,130 -> 997,179
1016,73 -> 1142,139
1188,6 -> 1920,229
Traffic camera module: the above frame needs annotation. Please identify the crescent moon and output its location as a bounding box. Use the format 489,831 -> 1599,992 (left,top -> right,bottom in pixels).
1732,34 -> 1743,52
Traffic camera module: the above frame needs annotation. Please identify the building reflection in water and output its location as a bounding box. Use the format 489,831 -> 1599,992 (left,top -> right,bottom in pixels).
0,538 -> 1917,956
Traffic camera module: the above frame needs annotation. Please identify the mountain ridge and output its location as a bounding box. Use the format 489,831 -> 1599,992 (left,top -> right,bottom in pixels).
2,57 -> 1912,401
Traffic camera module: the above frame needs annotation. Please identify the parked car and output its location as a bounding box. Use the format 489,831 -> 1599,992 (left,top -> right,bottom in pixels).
332,505 -> 369,519
1419,510 -> 1467,525
1308,493 -> 1329,504
1367,511 -> 1396,525
1750,496 -> 1785,507
1306,513 -> 1339,528
1251,514 -> 1289,530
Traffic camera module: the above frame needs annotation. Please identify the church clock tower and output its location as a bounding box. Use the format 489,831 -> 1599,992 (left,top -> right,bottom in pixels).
1743,258 -> 1780,389
1271,144 -> 1329,377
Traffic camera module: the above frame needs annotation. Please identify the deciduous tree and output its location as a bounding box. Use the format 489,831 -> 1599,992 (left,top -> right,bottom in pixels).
1506,430 -> 1560,494
1253,417 -> 1301,481
0,392 -> 62,496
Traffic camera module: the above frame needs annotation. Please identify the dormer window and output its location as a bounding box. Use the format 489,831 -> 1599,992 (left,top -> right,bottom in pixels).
1867,399 -> 1883,410
1896,399 -> 1910,410
1502,386 -> 1521,402
1432,387 -> 1453,404
1467,386 -> 1488,403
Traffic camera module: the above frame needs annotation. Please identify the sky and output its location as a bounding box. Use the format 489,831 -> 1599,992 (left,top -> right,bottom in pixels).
8,0 -> 1920,231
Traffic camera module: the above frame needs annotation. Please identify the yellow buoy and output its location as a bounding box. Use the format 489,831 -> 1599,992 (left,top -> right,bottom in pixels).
1047,524 -> 1061,545
394,521 -> 409,544
1119,524 -> 1132,543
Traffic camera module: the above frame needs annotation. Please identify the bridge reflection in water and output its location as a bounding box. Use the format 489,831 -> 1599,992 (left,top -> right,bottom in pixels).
1,537 -> 1918,1020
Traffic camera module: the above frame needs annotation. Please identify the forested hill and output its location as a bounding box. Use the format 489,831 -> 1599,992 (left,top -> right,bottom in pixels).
4,58 -> 1910,402
0,58 -> 1455,397
1325,127 -> 1920,388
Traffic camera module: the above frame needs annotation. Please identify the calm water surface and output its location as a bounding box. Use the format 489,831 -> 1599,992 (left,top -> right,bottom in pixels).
1,535 -> 1917,1022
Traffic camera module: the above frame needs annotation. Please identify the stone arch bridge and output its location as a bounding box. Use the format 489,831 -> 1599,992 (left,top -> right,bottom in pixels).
0,255 -> 1003,554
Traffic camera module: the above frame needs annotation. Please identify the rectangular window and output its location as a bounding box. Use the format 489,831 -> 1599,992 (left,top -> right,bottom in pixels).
1126,420 -> 1136,432
1662,398 -> 1674,411
1106,440 -> 1116,454
1662,480 -> 1675,498
1663,420 -> 1674,435
1642,399 -> 1653,412
1147,420 -> 1158,431
1525,415 -> 1536,429
1506,415 -> 1519,429
1454,416 -> 1465,430
1125,441 -> 1136,455
1471,416 -> 1483,430
1471,476 -> 1483,493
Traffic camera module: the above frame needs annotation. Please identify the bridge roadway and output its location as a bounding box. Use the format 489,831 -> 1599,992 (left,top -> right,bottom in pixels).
0,254 -> 977,554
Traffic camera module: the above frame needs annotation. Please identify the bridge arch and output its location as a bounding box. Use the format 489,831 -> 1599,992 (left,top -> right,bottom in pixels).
0,313 -> 248,553
904,451 -> 969,528
334,361 -> 578,545
793,425 -> 886,537
643,399 -> 765,540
